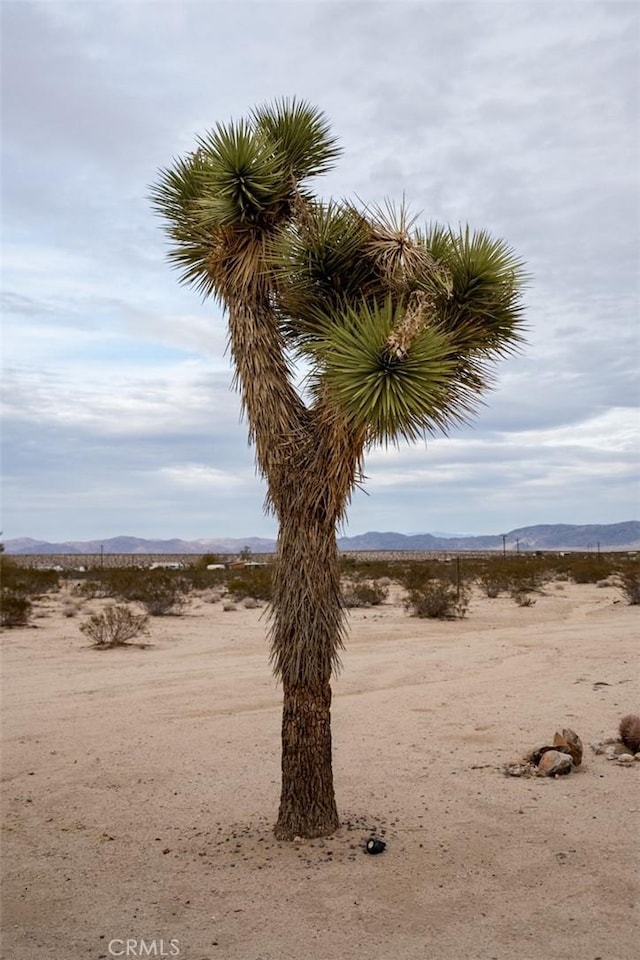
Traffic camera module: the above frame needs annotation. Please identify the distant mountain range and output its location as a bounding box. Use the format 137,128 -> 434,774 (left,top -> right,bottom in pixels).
4,522 -> 639,554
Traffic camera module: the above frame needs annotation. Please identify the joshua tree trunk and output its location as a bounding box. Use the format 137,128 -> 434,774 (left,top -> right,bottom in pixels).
272,502 -> 344,839
276,678 -> 337,839
228,301 -> 358,838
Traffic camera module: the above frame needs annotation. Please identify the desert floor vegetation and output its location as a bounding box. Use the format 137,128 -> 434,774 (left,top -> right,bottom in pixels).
0,556 -> 61,626
1,571 -> 637,959
79,603 -> 150,649
405,577 -> 470,619
4,552 -> 638,630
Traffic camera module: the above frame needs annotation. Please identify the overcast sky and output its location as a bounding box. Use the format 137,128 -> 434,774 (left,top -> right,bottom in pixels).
2,0 -> 638,542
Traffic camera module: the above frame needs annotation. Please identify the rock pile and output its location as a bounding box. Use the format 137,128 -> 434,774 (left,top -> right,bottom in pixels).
504,727 -> 583,778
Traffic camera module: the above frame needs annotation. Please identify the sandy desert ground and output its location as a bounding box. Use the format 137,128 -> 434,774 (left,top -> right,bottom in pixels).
1,579 -> 638,960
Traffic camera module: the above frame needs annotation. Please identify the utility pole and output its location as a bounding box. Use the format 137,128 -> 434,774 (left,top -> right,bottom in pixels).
501,534 -> 507,557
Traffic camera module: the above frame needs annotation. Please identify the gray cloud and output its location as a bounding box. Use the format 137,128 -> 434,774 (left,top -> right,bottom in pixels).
2,1 -> 638,540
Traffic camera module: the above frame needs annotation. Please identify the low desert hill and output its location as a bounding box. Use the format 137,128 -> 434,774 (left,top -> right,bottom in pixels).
4,522 -> 639,554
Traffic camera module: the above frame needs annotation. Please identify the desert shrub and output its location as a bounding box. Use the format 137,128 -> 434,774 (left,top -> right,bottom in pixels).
1,558 -> 61,627
477,570 -> 507,598
342,581 -> 388,608
227,566 -> 272,601
617,566 -> 640,605
0,558 -> 60,599
83,568 -> 189,615
102,568 -> 149,599
405,579 -> 469,619
567,556 -> 614,584
80,604 -> 149,648
72,569 -> 132,599
511,589 -> 536,607
74,580 -> 101,598
136,573 -> 188,615
222,602 -> 238,612
62,601 -> 82,618
342,558 -> 400,582
243,597 -> 259,609
476,556 -> 548,598
1,591 -> 32,627
509,559 -> 543,590
183,557 -> 229,590
397,561 -> 438,592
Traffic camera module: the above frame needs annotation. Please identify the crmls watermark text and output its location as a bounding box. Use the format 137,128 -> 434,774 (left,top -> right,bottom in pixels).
108,939 -> 180,957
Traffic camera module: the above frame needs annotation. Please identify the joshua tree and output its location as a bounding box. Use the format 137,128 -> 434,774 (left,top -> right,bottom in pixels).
152,99 -> 527,839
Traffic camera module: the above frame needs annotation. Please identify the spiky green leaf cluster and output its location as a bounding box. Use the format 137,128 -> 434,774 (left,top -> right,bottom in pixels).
306,299 -> 465,444
419,224 -> 528,355
252,98 -> 342,180
151,100 -> 528,444
150,98 -> 340,299
195,121 -> 289,226
278,212 -> 527,442
272,201 -> 380,338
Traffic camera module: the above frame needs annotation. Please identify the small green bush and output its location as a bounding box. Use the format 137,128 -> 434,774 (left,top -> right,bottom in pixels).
511,588 -> 536,607
80,604 -> 149,648
342,581 -> 388,608
136,573 -> 188,616
1,591 -> 32,627
477,570 -> 507,598
74,580 -> 101,599
397,561 -> 438,592
0,558 -> 60,599
567,556 -> 615,584
183,557 -> 228,590
617,567 -> 640,605
475,556 -> 547,598
228,566 -> 272,601
405,579 -> 469,619
1,558 -> 61,627
81,568 -> 189,615
339,559 -> 399,582
72,568 -> 134,599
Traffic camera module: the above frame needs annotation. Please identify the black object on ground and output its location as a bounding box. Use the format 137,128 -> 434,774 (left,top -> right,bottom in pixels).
365,837 -> 386,855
